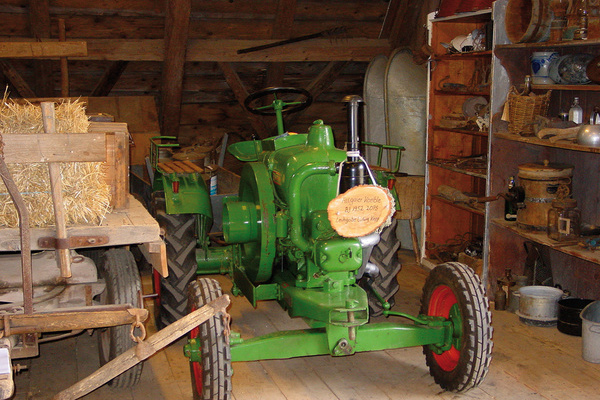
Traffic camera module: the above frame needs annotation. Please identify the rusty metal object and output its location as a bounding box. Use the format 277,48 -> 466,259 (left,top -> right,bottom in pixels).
0,134 -> 33,315
37,235 -> 109,249
0,305 -> 148,336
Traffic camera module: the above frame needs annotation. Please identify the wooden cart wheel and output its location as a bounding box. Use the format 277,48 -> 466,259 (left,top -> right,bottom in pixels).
187,278 -> 232,400
420,262 -> 493,392
97,248 -> 144,388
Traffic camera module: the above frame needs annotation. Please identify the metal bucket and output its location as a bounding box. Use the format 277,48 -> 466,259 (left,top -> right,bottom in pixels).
517,286 -> 564,326
558,298 -> 594,336
516,162 -> 573,231
581,301 -> 600,363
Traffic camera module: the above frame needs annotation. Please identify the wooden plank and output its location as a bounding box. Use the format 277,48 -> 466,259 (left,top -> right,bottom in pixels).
52,295 -> 230,400
39,103 -> 70,278
139,240 -> 167,277
0,195 -> 161,251
1,133 -> 106,163
104,131 -> 130,210
160,0 -> 191,139
0,41 -> 87,58
74,38 -> 391,62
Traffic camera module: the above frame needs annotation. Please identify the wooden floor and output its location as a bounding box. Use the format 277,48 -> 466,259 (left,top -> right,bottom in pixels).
13,251 -> 600,399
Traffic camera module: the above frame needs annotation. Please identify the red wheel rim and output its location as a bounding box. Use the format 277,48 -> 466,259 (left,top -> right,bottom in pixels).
190,305 -> 203,396
428,285 -> 461,371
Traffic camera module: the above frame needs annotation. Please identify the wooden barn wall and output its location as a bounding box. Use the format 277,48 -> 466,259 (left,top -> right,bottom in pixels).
0,0 -> 393,153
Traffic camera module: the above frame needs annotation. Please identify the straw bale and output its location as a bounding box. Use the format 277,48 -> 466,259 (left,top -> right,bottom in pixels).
0,95 -> 112,227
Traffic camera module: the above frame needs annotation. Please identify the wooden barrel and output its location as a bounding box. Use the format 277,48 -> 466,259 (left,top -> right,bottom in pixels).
516,162 -> 573,231
505,0 -> 552,43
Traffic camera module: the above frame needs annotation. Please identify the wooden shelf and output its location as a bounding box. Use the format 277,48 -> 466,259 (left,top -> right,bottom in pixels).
432,194 -> 485,216
494,131 -> 600,154
492,219 -> 600,265
434,89 -> 490,96
532,84 -> 600,91
434,126 -> 488,137
428,159 -> 487,179
496,38 -> 600,50
435,50 -> 493,60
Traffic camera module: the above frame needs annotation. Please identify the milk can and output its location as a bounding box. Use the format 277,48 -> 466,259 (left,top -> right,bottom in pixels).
516,161 -> 573,231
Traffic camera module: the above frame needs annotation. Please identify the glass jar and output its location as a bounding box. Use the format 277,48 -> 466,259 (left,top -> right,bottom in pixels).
547,198 -> 581,241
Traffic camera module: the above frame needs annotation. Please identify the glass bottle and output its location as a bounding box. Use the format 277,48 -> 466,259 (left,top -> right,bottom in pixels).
547,198 -> 581,241
504,176 -> 517,221
574,0 -> 589,40
569,97 -> 583,124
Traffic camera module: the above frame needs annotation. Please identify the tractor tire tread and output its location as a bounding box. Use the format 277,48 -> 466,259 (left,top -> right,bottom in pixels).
420,262 -> 493,392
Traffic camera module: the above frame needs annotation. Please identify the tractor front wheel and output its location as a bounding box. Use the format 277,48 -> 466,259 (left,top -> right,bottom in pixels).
420,262 -> 493,392
187,278 -> 232,400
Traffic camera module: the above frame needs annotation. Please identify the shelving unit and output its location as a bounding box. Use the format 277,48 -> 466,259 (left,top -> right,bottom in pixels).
424,9 -> 493,270
486,0 -> 600,298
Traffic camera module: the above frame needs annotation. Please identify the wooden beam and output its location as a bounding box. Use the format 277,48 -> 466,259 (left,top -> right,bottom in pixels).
58,18 -> 69,96
382,0 -> 433,50
72,38 -> 392,62
160,0 -> 191,138
0,41 -> 88,58
1,133 -> 106,163
90,61 -> 129,96
28,0 -> 53,97
218,62 -> 268,138
265,0 -> 297,88
282,61 -> 348,130
0,60 -> 36,98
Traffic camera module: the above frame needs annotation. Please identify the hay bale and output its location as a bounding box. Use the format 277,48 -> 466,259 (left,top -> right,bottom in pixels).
0,96 -> 111,227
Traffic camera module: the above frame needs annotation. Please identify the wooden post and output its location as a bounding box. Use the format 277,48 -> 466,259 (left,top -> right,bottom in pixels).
58,18 -> 69,97
40,102 -> 71,278
52,295 -> 230,400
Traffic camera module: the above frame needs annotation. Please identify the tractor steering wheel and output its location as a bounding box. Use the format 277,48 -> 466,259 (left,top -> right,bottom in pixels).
244,87 -> 313,116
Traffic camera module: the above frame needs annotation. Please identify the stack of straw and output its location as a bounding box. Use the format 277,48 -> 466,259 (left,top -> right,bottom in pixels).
0,96 -> 111,227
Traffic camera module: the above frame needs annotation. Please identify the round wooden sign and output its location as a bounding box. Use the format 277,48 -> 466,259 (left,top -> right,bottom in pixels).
327,185 -> 394,237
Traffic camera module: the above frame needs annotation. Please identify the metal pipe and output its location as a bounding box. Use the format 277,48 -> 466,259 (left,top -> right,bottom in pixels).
0,148 -> 33,315
343,95 -> 364,156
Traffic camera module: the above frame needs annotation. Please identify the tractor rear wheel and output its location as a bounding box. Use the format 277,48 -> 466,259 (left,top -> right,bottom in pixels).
187,278 -> 232,400
360,219 -> 402,316
97,248 -> 144,388
155,210 -> 198,327
420,262 -> 493,392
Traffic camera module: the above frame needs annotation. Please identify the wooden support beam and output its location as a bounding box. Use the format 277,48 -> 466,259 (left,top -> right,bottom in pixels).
73,38 -> 391,62
58,19 -> 69,97
381,0 -> 434,50
0,60 -> 36,98
28,0 -> 53,97
0,41 -> 88,58
218,62 -> 269,138
282,61 -> 349,130
265,0 -> 297,88
90,61 -> 128,96
160,0 -> 191,138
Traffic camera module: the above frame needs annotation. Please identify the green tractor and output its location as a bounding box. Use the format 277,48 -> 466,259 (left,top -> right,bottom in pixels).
151,87 -> 492,399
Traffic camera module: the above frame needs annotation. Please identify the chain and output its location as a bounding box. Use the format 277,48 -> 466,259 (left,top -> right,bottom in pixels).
129,312 -> 147,343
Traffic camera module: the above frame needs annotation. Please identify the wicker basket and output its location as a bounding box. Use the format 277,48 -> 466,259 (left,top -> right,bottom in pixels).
507,87 -> 552,136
